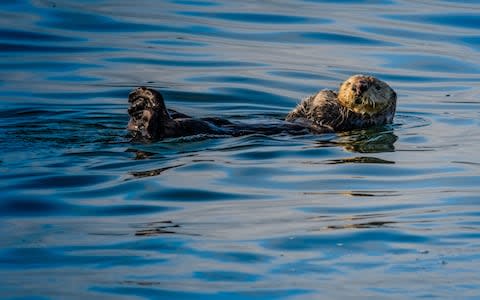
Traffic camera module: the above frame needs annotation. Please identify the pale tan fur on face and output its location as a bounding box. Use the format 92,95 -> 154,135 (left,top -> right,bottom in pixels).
337,74 -> 396,116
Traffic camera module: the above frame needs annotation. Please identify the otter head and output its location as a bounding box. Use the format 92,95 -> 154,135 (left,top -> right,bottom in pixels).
337,75 -> 396,116
127,87 -> 170,139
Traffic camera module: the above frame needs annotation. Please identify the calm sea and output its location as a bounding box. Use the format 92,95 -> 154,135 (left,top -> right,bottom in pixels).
1,0 -> 480,299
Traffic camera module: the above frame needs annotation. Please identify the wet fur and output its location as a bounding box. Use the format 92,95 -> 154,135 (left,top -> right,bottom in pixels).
127,75 -> 396,140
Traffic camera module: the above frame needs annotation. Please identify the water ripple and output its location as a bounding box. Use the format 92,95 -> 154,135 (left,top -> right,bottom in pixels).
0,29 -> 80,42
39,10 -> 165,32
387,13 -> 480,30
2,0 -> 480,299
178,11 -> 323,24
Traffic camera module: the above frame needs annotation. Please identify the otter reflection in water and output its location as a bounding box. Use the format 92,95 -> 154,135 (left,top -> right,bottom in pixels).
127,75 -> 396,140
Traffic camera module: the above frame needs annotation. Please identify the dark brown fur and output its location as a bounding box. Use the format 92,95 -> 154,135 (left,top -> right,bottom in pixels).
285,90 -> 396,132
127,75 -> 396,140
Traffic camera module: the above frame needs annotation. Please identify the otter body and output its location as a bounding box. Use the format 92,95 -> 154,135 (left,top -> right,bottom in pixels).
127,75 -> 396,140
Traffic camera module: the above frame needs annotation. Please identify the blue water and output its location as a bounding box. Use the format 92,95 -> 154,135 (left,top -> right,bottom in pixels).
1,0 -> 480,299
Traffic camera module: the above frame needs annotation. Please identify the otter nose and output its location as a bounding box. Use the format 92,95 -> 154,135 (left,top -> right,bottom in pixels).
354,80 -> 369,95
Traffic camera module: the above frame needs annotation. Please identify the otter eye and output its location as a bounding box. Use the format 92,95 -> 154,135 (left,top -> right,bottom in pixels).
355,98 -> 362,105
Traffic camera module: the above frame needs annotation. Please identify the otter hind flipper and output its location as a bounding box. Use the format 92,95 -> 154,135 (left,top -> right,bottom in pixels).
127,75 -> 397,140
127,87 -> 173,139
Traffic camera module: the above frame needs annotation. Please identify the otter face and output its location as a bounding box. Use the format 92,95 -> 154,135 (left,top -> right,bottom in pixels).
337,75 -> 396,116
127,87 -> 170,139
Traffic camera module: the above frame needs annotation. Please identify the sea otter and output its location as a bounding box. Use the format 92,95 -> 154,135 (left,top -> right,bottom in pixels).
127,74 -> 396,140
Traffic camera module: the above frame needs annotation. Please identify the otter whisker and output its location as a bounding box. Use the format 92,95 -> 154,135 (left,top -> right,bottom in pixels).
128,75 -> 397,140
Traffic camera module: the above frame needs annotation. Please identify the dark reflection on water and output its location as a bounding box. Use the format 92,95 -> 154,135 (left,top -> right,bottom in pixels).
1,0 -> 480,299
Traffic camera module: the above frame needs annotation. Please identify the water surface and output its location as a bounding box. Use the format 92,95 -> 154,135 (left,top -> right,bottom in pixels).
1,0 -> 480,299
